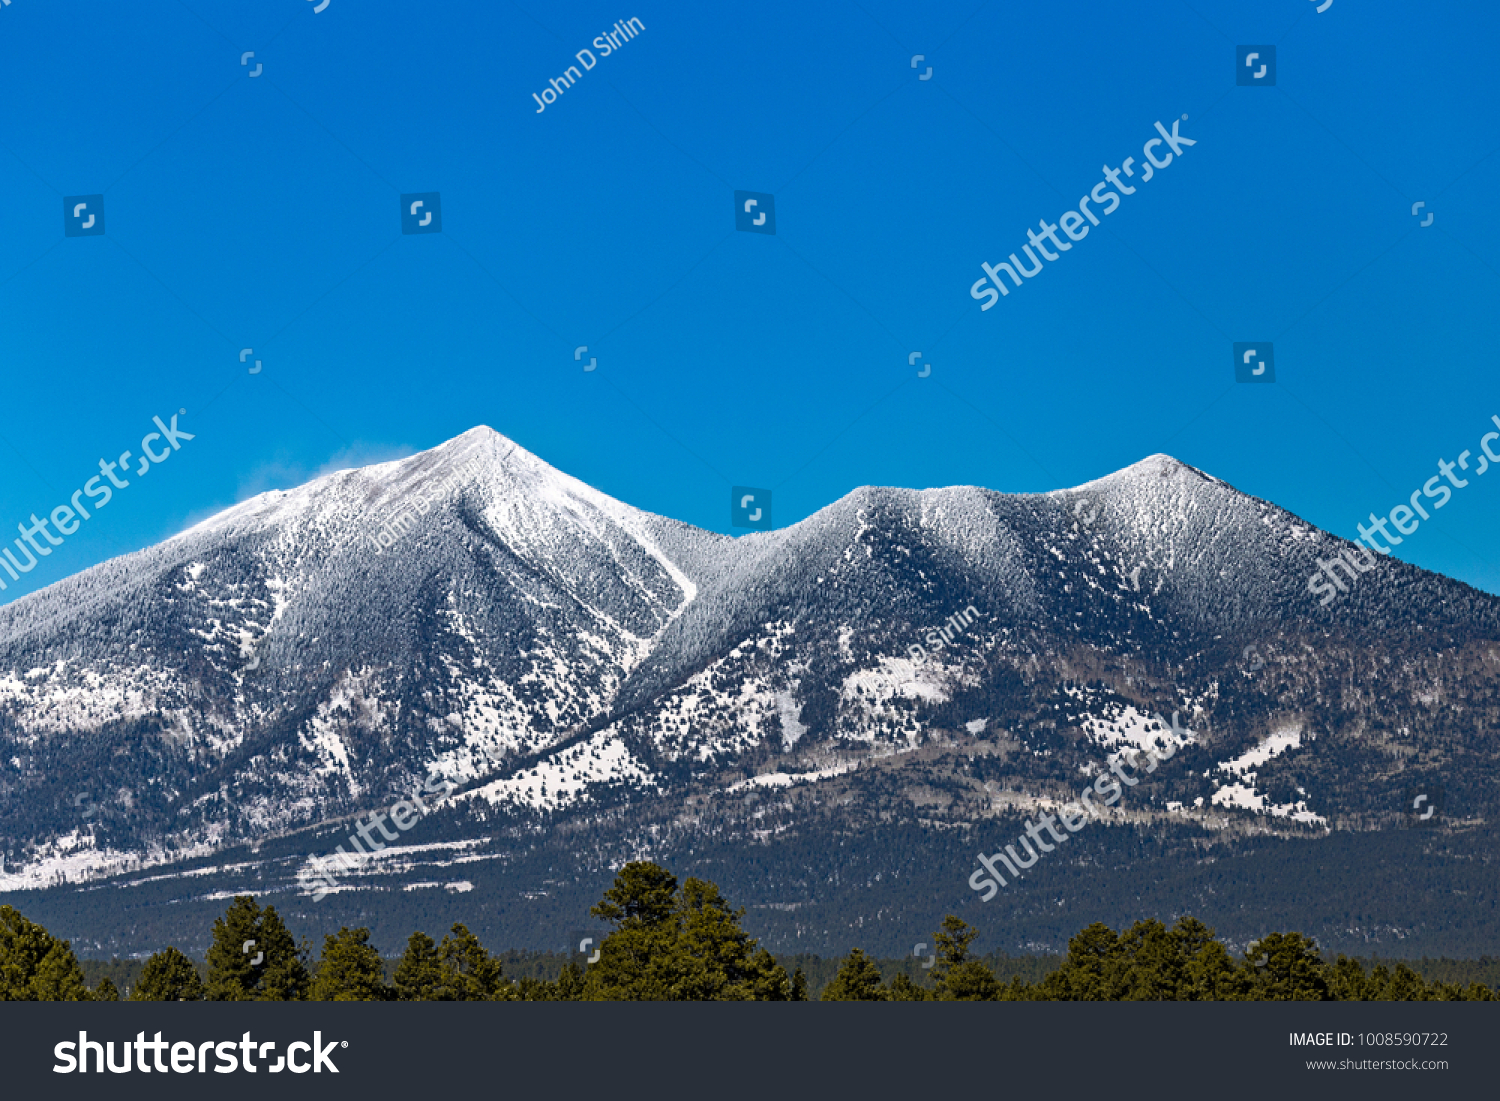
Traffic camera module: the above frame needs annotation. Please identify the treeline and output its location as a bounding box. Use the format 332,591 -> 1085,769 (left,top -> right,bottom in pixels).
76,946 -> 1500,1002
69,946 -> 1069,999
822,916 -> 1496,1001
5,863 -> 1497,1001
22,814 -> 1500,963
78,947 -> 592,996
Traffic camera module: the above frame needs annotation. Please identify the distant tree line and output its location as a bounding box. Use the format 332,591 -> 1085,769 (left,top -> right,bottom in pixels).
819,915 -> 1495,1001
3,864 -> 1495,1001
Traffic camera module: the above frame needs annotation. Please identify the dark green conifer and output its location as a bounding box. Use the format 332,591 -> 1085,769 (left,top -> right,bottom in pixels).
821,948 -> 886,1001
436,923 -> 508,1000
583,863 -> 688,1000
310,926 -> 390,1001
1040,921 -> 1123,1000
204,895 -> 309,1001
930,915 -> 1000,1001
885,971 -> 929,1001
393,932 -> 445,1001
1241,932 -> 1330,1001
1377,962 -> 1431,1002
1327,955 -> 1372,1001
580,863 -> 791,1000
132,947 -> 204,1001
552,961 -> 585,1000
0,905 -> 91,1001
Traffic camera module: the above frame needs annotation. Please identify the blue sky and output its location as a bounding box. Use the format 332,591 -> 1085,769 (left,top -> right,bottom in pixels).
1,0 -> 1498,604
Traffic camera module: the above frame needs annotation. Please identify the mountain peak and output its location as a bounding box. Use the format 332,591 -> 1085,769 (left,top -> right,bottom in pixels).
430,424 -> 522,466
1061,453 -> 1218,496
5,425 -> 1500,957
1114,453 -> 1195,479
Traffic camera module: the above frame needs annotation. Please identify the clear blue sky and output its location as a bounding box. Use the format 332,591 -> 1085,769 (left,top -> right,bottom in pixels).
1,0 -> 1498,605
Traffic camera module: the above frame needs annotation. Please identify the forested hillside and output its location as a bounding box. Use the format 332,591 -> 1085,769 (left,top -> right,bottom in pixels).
7,863 -> 1495,1002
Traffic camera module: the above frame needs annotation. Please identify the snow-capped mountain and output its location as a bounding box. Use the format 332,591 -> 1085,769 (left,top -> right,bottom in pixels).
3,428 -> 1498,957
0,429 -> 716,872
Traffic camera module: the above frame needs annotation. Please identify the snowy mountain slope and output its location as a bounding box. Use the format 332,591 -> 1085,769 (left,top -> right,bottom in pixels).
0,428 -> 719,877
2,430 -> 1499,957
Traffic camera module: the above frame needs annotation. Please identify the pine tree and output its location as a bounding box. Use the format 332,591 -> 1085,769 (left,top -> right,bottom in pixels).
132,947 -> 204,1001
821,948 -> 887,1001
675,877 -> 790,1000
1112,919 -> 1180,1000
1040,921 -> 1124,1000
790,967 -> 809,1001
0,905 -> 91,1001
311,927 -> 391,1001
1241,932 -> 1330,1001
205,896 -> 309,1001
930,915 -> 1000,1001
436,924 -> 508,1000
1000,975 -> 1034,1000
739,947 -> 793,1001
515,975 -> 552,1001
1183,936 -> 1248,1000
93,977 -> 120,1001
204,896 -> 260,1000
885,972 -> 930,1001
592,861 -> 679,929
581,865 -> 791,1001
583,862 -> 689,1001
393,932 -> 445,1001
1378,962 -> 1431,1002
552,961 -> 585,1000
256,907 -> 311,1001
1327,955 -> 1372,1001
29,940 -> 94,1001
1163,916 -> 1245,1000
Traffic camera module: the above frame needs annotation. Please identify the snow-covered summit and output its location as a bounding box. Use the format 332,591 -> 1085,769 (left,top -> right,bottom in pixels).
2,429 -> 1496,911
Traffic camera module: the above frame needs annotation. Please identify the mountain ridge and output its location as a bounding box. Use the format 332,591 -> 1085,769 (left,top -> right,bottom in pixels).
2,427 -> 1497,958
